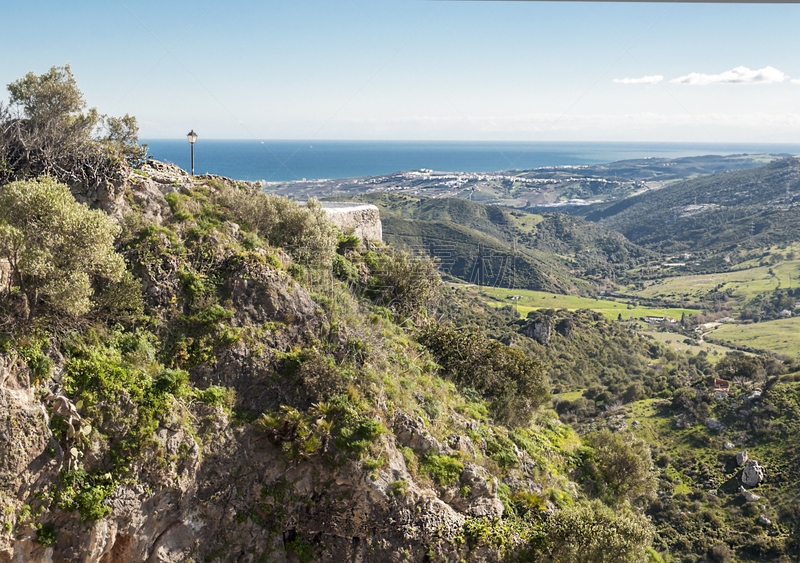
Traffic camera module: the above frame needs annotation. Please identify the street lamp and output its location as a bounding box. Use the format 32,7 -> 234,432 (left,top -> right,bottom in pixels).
186,129 -> 197,176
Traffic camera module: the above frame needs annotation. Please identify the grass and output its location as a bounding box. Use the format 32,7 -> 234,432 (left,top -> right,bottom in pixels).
457,285 -> 697,321
708,317 -> 800,357
641,329 -> 732,362
630,259 -> 800,308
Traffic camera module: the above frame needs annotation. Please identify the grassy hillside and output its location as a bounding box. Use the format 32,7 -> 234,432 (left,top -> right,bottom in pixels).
336,193 -> 652,294
708,318 -> 800,357
457,284 -> 696,321
583,157 -> 800,257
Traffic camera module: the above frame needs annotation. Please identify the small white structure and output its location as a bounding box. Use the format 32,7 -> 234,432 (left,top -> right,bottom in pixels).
303,202 -> 382,242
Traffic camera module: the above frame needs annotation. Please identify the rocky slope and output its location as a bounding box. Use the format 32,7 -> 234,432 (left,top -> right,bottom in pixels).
0,161 -> 598,563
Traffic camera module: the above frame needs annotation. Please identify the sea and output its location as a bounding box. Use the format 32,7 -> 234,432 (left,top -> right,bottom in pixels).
143,139 -> 800,183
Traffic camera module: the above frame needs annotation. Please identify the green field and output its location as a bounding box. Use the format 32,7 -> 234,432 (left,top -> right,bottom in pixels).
641,328 -> 733,362
458,285 -> 698,321
630,260 -> 800,306
708,317 -> 800,357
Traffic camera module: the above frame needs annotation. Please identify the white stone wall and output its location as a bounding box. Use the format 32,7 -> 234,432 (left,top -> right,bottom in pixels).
320,203 -> 382,242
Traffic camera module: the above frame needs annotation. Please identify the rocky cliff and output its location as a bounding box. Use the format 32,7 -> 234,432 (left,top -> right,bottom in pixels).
0,161 -> 589,563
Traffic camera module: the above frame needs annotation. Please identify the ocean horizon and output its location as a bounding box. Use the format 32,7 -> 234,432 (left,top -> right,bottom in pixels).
143,139 -> 800,183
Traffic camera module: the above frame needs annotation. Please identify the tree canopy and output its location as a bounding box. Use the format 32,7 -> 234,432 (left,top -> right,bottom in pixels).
1,64 -> 146,186
0,176 -> 126,320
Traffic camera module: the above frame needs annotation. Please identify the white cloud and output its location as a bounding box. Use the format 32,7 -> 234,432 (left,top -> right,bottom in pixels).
671,66 -> 786,85
613,75 -> 663,85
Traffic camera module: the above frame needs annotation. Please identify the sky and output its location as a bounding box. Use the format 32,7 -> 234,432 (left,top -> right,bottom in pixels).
4,0 -> 800,142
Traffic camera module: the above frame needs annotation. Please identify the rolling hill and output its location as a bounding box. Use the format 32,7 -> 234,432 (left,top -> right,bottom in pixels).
334,193 -> 653,293
580,157 -> 800,257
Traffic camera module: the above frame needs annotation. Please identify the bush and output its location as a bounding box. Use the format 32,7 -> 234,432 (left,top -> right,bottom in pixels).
527,500 -> 654,563
417,322 -> 549,426
580,430 -> 656,504
419,453 -> 464,486
221,189 -> 337,268
364,247 -> 442,320
0,176 -> 126,320
337,418 -> 385,454
34,523 -> 57,547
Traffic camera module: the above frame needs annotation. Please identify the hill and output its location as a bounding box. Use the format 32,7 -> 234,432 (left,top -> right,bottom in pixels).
582,157 -> 800,258
337,193 -> 651,293
267,153 -> 786,210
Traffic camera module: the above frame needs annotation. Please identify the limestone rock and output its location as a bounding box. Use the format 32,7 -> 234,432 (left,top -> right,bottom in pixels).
742,460 -> 765,487
446,434 -> 475,457
736,451 -> 748,467
758,514 -> 772,527
393,412 -> 440,453
526,320 -> 553,345
740,486 -> 761,502
723,442 -> 734,450
706,418 -> 725,431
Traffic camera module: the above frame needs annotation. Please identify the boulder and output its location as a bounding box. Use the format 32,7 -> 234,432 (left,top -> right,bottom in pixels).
742,460 -> 765,487
446,434 -> 475,457
758,514 -> 772,527
706,418 -> 725,431
723,442 -> 734,450
393,412 -> 440,453
736,451 -> 748,467
740,486 -> 760,503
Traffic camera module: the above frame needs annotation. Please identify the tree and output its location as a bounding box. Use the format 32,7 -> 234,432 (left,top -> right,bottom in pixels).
0,177 -> 126,320
1,64 -> 146,186
7,64 -> 87,125
527,500 -> 654,563
581,429 -> 656,504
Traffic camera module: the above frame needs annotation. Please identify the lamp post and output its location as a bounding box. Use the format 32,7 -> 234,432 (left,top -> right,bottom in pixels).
186,129 -> 197,176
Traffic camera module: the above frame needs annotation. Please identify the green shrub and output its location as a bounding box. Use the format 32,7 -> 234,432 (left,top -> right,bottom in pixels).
527,500 -> 655,563
337,418 -> 385,454
580,430 -> 656,504
420,453 -> 464,486
34,523 -> 57,547
388,480 -> 408,498
56,469 -> 114,521
417,322 -> 549,426
222,190 -> 337,268
364,247 -> 442,320
0,176 -> 126,320
485,434 -> 519,469
195,385 -> 234,407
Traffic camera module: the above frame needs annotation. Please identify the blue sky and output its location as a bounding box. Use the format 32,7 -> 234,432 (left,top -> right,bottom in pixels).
5,0 -> 800,142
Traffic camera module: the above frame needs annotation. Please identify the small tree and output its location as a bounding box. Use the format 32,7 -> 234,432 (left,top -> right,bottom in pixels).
1,64 -> 146,185
581,429 -> 656,504
0,176 -> 126,320
528,500 -> 654,563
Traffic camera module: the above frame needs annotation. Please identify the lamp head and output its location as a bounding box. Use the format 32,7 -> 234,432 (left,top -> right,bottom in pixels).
187,130 -> 197,144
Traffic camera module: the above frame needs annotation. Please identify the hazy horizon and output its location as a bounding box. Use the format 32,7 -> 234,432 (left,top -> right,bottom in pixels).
7,1 -> 800,143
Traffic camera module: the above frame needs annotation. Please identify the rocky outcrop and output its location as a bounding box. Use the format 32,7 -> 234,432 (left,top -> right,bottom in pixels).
393,412 -> 440,453
742,460 -> 765,487
526,320 -> 553,345
736,450 -> 748,467
740,486 -> 761,503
